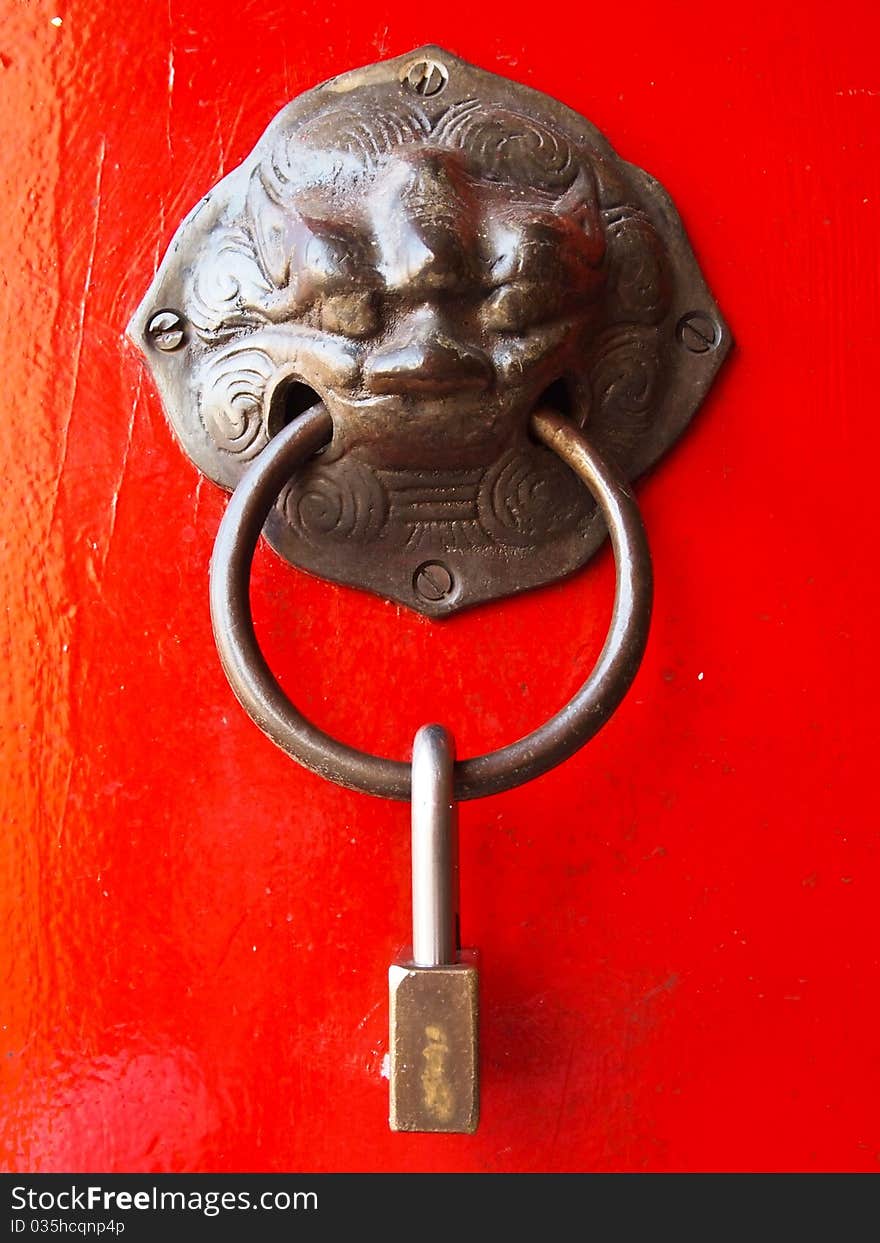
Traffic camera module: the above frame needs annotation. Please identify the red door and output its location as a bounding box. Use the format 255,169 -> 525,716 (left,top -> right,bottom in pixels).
2,1 -> 877,1172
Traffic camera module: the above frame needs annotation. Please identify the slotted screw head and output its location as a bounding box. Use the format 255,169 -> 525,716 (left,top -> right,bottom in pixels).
146,310 -> 186,351
676,311 -> 721,354
413,561 -> 454,602
403,58 -> 448,97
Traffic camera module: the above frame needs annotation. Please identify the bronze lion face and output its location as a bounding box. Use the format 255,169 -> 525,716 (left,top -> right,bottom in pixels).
130,47 -> 729,614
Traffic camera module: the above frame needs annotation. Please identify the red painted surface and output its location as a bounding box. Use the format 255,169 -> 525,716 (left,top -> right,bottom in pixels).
1,0 -> 878,1174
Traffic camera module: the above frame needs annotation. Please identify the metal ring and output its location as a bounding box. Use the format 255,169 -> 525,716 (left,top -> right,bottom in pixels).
209,403 -> 653,801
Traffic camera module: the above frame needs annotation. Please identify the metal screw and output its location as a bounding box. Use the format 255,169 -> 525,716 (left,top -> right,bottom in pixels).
676,311 -> 720,354
146,309 -> 186,351
403,58 -> 448,97
413,561 -> 454,602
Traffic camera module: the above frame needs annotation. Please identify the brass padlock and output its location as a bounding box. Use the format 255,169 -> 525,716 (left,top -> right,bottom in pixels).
389,725 -> 479,1134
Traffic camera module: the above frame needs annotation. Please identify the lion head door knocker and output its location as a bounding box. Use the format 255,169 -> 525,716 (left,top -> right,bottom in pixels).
129,47 -> 729,1132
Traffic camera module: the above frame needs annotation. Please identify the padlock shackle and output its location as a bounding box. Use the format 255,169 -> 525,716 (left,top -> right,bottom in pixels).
411,725 -> 458,967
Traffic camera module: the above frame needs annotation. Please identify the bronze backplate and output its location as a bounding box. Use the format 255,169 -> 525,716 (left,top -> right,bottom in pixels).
129,45 -> 730,616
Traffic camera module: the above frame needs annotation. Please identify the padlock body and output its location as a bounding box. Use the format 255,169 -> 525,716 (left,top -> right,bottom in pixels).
388,951 -> 479,1134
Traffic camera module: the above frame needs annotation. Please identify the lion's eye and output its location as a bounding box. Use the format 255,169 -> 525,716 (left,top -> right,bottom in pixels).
319,291 -> 379,338
482,284 -> 537,333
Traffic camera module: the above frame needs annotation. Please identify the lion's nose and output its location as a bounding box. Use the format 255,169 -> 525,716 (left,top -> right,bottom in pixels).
363,315 -> 492,397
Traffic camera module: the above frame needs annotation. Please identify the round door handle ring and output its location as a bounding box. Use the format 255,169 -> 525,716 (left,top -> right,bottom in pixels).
209,403 -> 653,801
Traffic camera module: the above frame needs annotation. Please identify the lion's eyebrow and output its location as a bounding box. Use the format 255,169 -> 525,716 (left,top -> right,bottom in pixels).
484,220 -> 560,285
293,213 -> 381,290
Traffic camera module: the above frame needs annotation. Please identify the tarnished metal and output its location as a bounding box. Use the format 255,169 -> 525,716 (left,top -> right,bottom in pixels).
388,958 -> 479,1134
389,725 -> 478,1134
208,405 -> 652,800
130,45 -> 730,617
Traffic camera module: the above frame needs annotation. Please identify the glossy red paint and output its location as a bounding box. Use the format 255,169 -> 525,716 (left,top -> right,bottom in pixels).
1,0 -> 878,1174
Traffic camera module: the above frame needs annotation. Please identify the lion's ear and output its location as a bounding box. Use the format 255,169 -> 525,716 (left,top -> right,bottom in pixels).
246,172 -> 293,289
602,206 -> 671,325
587,159 -> 672,324
554,167 -> 604,263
